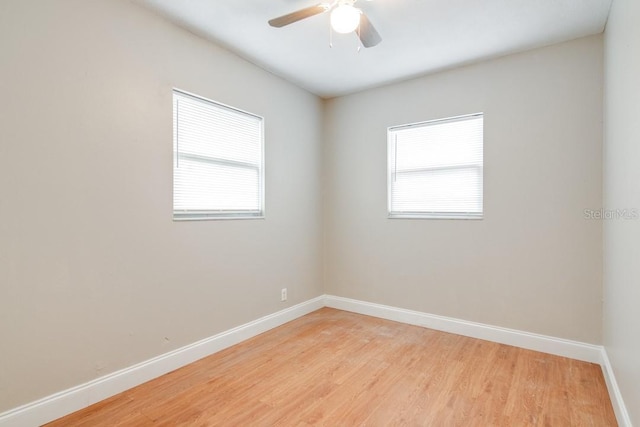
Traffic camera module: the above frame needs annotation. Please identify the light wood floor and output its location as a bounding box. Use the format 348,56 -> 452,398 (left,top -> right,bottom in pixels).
47,308 -> 616,426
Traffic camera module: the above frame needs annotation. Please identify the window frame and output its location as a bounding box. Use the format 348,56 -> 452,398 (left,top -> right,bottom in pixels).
172,89 -> 265,221
387,113 -> 484,220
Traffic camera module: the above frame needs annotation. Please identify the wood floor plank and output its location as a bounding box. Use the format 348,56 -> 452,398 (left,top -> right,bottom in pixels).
45,308 -> 617,426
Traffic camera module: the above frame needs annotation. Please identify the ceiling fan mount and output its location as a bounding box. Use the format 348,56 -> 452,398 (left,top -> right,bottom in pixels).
268,0 -> 382,48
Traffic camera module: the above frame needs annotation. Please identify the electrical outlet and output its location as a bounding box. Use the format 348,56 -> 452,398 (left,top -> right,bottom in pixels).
281,288 -> 287,302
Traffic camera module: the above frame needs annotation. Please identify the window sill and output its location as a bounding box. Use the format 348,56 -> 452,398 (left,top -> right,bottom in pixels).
388,213 -> 483,220
173,213 -> 265,221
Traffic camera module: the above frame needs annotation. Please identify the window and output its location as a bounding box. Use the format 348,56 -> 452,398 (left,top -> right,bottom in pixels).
173,90 -> 264,220
388,113 -> 483,219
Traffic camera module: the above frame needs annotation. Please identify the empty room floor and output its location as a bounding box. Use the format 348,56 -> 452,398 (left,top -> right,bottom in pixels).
46,308 -> 616,426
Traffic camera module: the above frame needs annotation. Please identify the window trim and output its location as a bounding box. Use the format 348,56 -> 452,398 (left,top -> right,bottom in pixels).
387,113 -> 484,220
172,89 -> 265,221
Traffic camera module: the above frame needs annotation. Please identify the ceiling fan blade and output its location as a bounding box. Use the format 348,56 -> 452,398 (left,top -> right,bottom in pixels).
358,12 -> 382,48
268,4 -> 327,28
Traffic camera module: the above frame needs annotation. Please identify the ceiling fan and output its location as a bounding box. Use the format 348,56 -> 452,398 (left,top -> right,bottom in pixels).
268,0 -> 382,48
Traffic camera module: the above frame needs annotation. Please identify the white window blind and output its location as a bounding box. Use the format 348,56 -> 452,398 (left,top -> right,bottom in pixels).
388,113 -> 483,219
173,90 -> 264,220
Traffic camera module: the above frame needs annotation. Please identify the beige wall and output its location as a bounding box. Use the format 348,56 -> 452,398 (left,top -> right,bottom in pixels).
604,0 -> 640,422
323,35 -> 604,344
0,0 -> 324,411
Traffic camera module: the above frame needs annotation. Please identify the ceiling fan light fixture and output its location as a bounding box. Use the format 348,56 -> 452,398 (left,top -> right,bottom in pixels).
330,4 -> 361,34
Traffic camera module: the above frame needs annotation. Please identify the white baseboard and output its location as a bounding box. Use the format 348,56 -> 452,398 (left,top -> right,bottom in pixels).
324,295 -> 602,363
0,296 -> 325,427
1,294 -> 632,427
600,349 -> 633,427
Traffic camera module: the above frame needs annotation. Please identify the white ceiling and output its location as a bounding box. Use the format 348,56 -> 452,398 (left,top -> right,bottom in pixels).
137,0 -> 612,98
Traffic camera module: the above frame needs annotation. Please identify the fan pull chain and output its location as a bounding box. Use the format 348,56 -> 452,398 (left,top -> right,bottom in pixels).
329,17 -> 333,48
357,21 -> 361,53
